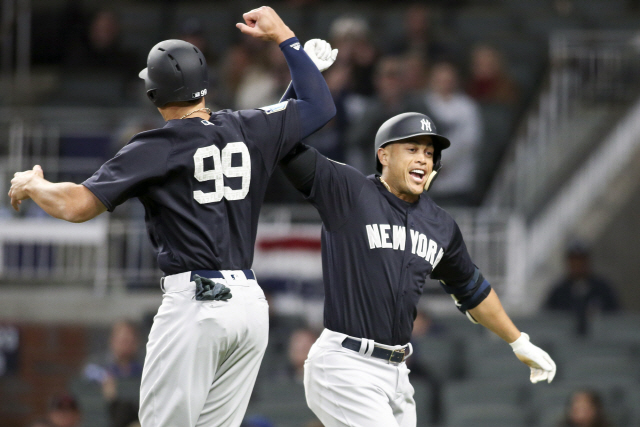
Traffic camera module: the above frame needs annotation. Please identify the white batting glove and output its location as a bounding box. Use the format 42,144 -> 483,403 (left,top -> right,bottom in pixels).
509,332 -> 556,383
304,39 -> 338,72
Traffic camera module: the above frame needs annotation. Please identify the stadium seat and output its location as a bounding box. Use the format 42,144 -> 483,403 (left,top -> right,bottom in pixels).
246,379 -> 317,427
443,402 -> 528,427
463,333 -> 525,379
530,380 -> 636,427
442,379 -> 527,409
412,335 -> 464,380
53,74 -> 125,107
510,312 -> 576,343
68,378 -> 109,427
534,404 -> 565,427
591,313 -> 640,344
411,378 -> 434,426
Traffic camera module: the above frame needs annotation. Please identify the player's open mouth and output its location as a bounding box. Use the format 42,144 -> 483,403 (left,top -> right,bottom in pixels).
409,169 -> 425,183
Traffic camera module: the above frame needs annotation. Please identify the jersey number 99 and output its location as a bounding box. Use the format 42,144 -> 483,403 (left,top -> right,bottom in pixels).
193,142 -> 251,204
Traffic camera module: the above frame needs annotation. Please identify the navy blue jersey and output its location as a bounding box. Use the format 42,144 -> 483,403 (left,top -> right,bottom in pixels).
83,102 -> 299,274
306,154 -> 476,345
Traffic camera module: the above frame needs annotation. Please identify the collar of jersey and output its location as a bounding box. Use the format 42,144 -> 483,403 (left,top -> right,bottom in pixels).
370,174 -> 420,210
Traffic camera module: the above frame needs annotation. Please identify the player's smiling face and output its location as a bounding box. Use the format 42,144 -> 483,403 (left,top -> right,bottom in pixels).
379,136 -> 434,203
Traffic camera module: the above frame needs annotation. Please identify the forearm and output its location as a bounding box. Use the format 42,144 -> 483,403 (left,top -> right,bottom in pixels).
27,179 -> 105,222
279,37 -> 335,138
468,288 -> 521,343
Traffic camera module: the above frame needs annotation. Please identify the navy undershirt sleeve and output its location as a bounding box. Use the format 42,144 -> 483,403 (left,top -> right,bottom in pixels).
278,37 -> 335,139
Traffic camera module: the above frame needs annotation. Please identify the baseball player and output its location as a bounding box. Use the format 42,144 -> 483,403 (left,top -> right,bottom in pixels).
9,7 -> 336,427
278,112 -> 557,427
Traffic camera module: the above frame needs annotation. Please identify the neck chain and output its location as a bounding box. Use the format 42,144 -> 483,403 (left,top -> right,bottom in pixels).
180,107 -> 211,119
378,176 -> 391,192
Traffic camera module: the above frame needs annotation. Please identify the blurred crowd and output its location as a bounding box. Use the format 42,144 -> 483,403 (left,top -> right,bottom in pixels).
28,307 -> 622,427
25,1 -> 528,208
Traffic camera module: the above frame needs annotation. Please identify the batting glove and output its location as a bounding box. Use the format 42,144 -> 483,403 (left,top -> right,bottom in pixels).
304,39 -> 338,72
509,332 -> 556,383
194,274 -> 232,301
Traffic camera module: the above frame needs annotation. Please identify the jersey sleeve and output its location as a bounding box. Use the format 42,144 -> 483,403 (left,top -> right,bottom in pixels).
306,154 -> 367,231
82,130 -> 172,212
430,220 -> 476,286
236,100 -> 301,175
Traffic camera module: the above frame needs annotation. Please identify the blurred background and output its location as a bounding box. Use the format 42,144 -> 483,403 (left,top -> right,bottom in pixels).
1,0 -> 640,426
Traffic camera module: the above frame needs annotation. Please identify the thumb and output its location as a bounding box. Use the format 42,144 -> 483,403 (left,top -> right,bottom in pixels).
236,22 -> 256,35
33,165 -> 44,176
331,49 -> 338,61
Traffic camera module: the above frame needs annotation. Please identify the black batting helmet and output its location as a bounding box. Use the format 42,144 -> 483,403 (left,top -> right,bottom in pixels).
139,39 -> 208,107
374,112 -> 450,191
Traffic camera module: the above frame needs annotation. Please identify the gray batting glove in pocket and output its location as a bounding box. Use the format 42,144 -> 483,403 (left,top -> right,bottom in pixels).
194,274 -> 232,301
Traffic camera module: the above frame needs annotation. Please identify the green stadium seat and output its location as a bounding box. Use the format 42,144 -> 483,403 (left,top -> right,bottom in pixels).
411,378 -> 434,427
68,378 -> 109,427
246,378 -> 317,427
591,313 -> 640,344
444,402 -> 528,427
412,335 -> 464,380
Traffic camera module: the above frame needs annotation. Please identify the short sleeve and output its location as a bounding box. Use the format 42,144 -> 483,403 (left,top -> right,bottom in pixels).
306,154 -> 367,231
82,130 -> 172,211
430,221 -> 476,286
236,100 -> 301,175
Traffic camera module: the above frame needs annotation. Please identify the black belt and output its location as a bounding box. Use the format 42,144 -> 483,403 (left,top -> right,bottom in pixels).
190,269 -> 255,281
341,337 -> 408,363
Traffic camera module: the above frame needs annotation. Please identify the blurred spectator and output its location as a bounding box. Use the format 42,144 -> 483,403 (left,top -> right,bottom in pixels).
346,55 -> 429,173
412,308 -> 446,338
424,61 -> 483,205
558,389 -> 612,427
83,320 -> 142,427
176,18 -> 222,110
407,309 -> 445,425
329,16 -> 378,97
218,43 -> 252,109
386,4 -> 450,63
466,44 -> 520,106
232,41 -> 282,110
64,9 -> 137,77
287,328 -> 318,383
177,18 -> 217,66
545,241 -> 620,335
47,393 -> 82,427
402,53 -> 430,93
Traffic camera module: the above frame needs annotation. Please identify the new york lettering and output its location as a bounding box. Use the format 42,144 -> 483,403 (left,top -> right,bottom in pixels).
365,224 -> 444,268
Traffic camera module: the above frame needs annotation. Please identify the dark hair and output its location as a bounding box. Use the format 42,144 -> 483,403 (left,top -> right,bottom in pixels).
49,392 -> 79,412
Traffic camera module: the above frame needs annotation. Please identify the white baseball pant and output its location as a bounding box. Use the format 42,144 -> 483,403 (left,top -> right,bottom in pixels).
139,270 -> 269,427
304,328 -> 416,427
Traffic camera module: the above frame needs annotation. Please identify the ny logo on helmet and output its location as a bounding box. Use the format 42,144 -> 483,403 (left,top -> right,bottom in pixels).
421,119 -> 432,132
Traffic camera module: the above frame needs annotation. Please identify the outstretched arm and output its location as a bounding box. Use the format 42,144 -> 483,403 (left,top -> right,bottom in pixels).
469,289 -> 557,383
280,39 -> 338,102
237,7 -> 335,139
9,165 -> 106,223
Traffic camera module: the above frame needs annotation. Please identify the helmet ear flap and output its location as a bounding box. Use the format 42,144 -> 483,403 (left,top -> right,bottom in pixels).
425,150 -> 442,192
424,170 -> 438,191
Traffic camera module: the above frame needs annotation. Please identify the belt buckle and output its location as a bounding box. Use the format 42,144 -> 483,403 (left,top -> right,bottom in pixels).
389,348 -> 405,363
